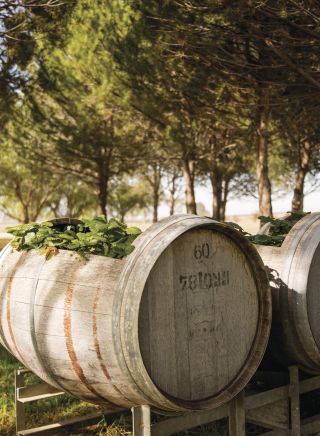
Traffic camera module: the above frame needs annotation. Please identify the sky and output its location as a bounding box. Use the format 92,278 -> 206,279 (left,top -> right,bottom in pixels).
200,185 -> 320,216
159,182 -> 320,219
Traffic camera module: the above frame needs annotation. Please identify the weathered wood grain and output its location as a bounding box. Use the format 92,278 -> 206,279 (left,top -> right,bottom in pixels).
246,400 -> 289,430
229,391 -> 245,436
139,229 -> 259,401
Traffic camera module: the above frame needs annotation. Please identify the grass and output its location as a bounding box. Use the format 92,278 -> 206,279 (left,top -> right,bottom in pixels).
0,343 -> 20,433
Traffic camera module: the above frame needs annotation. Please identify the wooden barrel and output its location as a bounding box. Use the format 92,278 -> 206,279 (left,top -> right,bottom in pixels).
0,215 -> 271,412
257,212 -> 320,373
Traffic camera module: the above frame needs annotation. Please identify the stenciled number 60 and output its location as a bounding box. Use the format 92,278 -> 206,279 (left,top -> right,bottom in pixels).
193,243 -> 210,260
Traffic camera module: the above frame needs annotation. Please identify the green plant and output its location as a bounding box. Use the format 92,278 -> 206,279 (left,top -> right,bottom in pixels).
6,217 -> 142,259
226,211 -> 309,247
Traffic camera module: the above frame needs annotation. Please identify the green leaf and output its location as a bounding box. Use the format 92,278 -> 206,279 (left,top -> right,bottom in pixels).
8,217 -> 142,259
126,226 -> 142,235
41,222 -> 54,227
226,212 -> 309,247
58,233 -> 75,240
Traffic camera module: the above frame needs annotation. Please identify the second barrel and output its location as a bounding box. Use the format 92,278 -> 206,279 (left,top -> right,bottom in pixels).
257,212 -> 320,373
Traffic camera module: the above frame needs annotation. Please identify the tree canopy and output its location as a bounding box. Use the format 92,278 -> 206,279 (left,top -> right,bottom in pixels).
1,0 -> 320,223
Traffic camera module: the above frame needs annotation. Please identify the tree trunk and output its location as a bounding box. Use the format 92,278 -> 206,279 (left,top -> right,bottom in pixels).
219,179 -> 230,222
210,172 -> 222,221
153,164 -> 161,223
97,158 -> 109,218
169,172 -> 179,216
169,192 -> 175,216
145,163 -> 162,223
23,206 -> 30,224
256,88 -> 273,218
97,179 -> 108,217
182,157 -> 197,214
120,211 -> 126,222
210,174 -> 229,222
153,187 -> 159,223
291,141 -> 312,212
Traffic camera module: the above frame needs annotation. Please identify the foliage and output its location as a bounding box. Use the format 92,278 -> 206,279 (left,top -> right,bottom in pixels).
7,217 -> 142,259
31,1 -> 148,217
109,178 -> 152,221
0,0 -> 76,126
0,133 -> 60,223
46,180 -> 97,220
1,0 -> 320,221
106,0 -> 320,216
226,212 -> 309,247
258,212 -> 309,235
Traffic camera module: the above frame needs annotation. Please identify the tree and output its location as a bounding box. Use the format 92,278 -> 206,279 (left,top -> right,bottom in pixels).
275,105 -> 320,212
195,102 -> 254,221
22,1 -> 143,217
47,180 -> 96,219
104,1 -> 228,214
0,0 -> 75,124
108,178 -> 151,221
124,1 -> 320,216
3,0 -> 320,223
0,142 -> 59,223
143,163 -> 163,223
164,167 -> 182,216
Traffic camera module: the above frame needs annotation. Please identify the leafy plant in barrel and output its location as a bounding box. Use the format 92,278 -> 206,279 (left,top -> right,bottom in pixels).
6,216 -> 142,259
226,211 -> 309,247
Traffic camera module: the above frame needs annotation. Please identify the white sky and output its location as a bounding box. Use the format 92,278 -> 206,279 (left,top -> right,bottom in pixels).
202,185 -> 320,216
159,183 -> 320,218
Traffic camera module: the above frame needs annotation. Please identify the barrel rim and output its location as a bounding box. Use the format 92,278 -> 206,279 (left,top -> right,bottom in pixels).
115,215 -> 271,411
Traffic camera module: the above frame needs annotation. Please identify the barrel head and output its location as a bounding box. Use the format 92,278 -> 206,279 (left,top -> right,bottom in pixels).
138,228 -> 260,402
